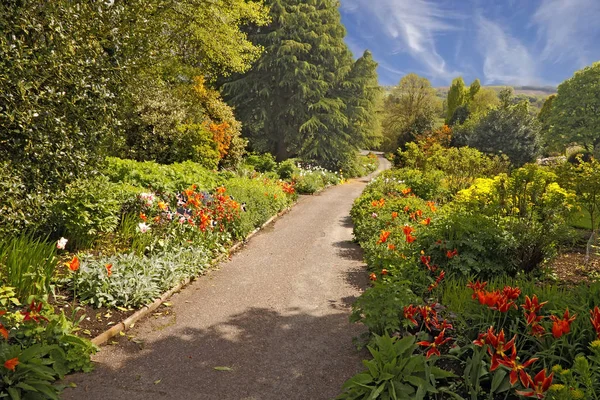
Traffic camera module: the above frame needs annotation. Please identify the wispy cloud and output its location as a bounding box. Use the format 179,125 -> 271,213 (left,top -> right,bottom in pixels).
476,15 -> 538,85
342,0 -> 461,80
533,0 -> 600,66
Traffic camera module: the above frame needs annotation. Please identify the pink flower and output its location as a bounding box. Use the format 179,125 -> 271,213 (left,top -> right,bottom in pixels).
138,222 -> 150,233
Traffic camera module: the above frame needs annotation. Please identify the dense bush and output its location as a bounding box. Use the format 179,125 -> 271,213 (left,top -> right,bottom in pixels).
104,157 -> 222,193
225,177 -> 295,238
0,162 -> 44,237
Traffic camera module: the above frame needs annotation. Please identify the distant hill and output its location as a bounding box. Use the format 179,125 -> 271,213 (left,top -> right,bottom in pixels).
433,85 -> 556,98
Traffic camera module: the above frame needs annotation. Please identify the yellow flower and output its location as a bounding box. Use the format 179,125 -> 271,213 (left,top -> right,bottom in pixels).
548,384 -> 565,393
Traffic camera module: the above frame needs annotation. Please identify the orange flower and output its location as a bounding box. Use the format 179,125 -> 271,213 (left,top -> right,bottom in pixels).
549,308 -> 576,339
403,205 -> 410,213
402,225 -> 414,236
420,217 -> 431,225
0,325 -> 7,340
216,186 -> 227,194
446,249 -> 458,258
426,201 -> 437,212
377,230 -> 391,244
401,188 -> 412,196
406,234 -> 416,243
369,273 -> 377,281
4,357 -> 18,371
521,295 -> 548,315
387,243 -> 396,251
139,213 -> 147,222
415,209 -> 423,217
381,269 -> 389,275
157,201 -> 168,211
391,212 -> 398,219
68,256 -> 79,272
105,264 -> 113,277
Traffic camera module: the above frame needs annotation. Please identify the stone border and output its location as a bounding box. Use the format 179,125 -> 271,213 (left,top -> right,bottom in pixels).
91,206 -> 293,346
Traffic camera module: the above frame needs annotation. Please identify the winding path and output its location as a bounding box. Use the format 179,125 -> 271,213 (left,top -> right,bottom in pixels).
63,156 -> 390,400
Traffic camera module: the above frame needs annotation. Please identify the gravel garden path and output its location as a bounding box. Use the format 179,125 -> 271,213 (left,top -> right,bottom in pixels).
62,156 -> 390,400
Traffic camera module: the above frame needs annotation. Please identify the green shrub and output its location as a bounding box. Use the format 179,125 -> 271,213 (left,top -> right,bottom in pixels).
49,176 -> 123,248
0,162 -> 45,237
276,159 -> 299,180
245,153 -> 277,173
225,177 -> 293,238
0,233 -> 58,302
104,157 -> 221,193
350,278 -> 419,336
337,334 -> 456,399
75,246 -> 212,308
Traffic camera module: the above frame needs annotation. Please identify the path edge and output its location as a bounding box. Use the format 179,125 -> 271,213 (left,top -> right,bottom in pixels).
91,204 -> 294,346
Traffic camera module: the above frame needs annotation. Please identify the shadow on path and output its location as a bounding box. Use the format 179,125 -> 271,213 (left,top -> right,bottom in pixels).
64,308 -> 368,400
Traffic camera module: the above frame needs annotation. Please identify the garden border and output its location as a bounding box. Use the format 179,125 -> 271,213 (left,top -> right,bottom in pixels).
91,201 -> 297,346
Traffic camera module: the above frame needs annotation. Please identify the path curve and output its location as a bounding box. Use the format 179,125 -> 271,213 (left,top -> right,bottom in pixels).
63,156 -> 391,400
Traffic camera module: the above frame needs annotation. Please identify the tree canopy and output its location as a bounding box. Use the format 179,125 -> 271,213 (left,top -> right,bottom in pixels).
381,73 -> 441,152
223,0 -> 381,170
548,62 -> 600,156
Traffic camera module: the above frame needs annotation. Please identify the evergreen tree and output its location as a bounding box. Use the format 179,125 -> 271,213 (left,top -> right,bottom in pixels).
337,50 -> 383,151
468,79 -> 481,100
223,0 -> 371,169
446,77 -> 467,124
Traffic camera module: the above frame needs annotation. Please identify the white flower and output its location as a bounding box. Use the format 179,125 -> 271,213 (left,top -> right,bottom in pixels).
56,237 -> 68,250
140,192 -> 155,207
371,212 -> 378,218
179,216 -> 186,224
138,222 -> 150,233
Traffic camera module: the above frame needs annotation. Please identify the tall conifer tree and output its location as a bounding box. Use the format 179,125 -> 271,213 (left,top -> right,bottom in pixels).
223,0 -> 378,169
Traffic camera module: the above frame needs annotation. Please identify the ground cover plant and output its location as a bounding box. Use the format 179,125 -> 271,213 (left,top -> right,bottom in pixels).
341,142 -> 600,399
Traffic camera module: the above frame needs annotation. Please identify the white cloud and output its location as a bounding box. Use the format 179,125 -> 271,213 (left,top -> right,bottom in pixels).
476,15 -> 538,85
533,0 -> 600,66
341,0 -> 461,80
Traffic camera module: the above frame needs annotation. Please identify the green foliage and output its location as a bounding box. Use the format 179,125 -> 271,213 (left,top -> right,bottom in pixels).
0,162 -> 44,237
382,74 -> 441,152
0,234 -> 58,302
453,164 -> 575,273
538,94 -> 556,152
337,334 -> 456,400
225,177 -> 294,237
245,153 -> 277,173
446,77 -> 467,124
292,165 -> 341,195
75,248 -> 211,308
224,0 -> 381,169
549,62 -> 600,156
49,176 -> 124,248
555,157 -> 600,233
350,279 -> 419,336
104,157 -> 221,193
0,1 -> 120,193
456,88 -> 542,167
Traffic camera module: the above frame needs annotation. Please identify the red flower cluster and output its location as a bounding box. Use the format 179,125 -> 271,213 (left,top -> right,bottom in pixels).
522,295 -> 548,336
591,306 -> 600,339
417,329 -> 452,358
446,249 -> 458,258
549,308 -> 576,339
377,230 -> 391,244
468,282 -> 519,313
403,304 -> 453,333
21,301 -> 49,324
428,270 -> 445,292
420,255 -> 438,272
402,225 -> 416,243
371,198 -> 386,208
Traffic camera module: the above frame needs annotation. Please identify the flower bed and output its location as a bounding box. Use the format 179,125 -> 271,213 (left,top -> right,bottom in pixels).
338,147 -> 600,399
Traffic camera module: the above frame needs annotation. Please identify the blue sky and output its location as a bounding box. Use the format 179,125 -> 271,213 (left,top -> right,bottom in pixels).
339,0 -> 600,87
